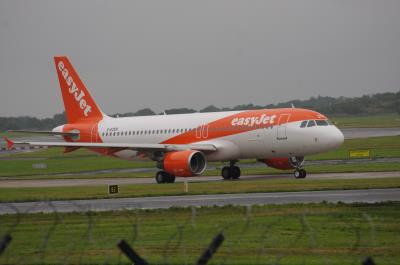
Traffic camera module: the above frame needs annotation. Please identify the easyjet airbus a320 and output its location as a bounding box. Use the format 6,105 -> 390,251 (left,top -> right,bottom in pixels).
5,56 -> 344,183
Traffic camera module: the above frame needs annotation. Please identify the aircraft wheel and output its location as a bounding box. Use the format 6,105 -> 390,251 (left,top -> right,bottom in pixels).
221,166 -> 231,179
156,171 -> 165,183
294,169 -> 302,179
156,171 -> 176,183
167,174 -> 176,183
299,169 -> 307,178
232,166 -> 241,179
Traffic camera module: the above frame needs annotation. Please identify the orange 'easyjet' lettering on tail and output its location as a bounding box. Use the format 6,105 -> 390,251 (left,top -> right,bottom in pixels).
54,56 -> 103,123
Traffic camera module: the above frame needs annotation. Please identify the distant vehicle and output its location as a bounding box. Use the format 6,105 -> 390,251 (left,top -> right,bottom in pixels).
5,56 -> 344,183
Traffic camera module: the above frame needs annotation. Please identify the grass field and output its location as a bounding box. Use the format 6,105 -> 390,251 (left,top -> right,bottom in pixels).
0,202 -> 399,264
330,113 -> 400,128
308,135 -> 400,160
1,176 -> 399,203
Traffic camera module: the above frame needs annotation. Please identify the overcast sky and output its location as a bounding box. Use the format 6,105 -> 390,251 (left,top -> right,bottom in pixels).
1,0 -> 399,118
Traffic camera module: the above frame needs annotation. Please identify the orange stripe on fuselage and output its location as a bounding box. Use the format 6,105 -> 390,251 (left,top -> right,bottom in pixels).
161,108 -> 326,145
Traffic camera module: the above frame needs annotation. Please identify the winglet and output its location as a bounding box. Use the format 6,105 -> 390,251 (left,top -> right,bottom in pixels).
4,137 -> 14,150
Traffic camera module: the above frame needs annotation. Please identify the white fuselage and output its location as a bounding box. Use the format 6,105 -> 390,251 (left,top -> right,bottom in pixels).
90,109 -> 344,162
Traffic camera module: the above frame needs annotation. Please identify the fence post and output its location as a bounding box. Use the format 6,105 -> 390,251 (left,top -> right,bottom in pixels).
0,234 -> 12,255
195,232 -> 225,265
117,240 -> 149,265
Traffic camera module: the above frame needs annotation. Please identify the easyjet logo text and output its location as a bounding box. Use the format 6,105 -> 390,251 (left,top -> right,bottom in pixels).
231,114 -> 277,127
58,61 -> 92,117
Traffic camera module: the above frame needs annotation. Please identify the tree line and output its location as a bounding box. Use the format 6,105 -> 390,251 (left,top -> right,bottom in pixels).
1,91 -> 399,131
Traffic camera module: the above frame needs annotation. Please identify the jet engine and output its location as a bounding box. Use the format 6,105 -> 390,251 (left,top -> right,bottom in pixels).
159,150 -> 207,177
261,156 -> 304,170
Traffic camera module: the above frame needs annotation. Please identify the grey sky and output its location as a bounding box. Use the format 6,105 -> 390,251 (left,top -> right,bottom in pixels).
1,0 -> 399,118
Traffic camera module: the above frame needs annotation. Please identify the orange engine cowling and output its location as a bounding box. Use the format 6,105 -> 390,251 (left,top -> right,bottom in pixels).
261,156 -> 304,170
162,150 -> 207,177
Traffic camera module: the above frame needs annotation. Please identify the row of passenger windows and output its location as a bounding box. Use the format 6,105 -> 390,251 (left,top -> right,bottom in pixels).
300,120 -> 333,128
102,128 -> 192,137
101,124 -> 275,137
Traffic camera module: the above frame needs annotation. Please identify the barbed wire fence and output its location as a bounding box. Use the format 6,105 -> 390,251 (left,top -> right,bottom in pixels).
0,200 -> 395,265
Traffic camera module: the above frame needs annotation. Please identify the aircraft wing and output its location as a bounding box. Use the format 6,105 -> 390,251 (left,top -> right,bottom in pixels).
4,138 -> 217,152
7,130 -> 79,137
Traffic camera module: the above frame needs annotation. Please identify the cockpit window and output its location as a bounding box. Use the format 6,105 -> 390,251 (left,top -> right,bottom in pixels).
327,120 -> 333,125
316,120 -> 328,126
300,121 -> 308,128
307,120 -> 316,127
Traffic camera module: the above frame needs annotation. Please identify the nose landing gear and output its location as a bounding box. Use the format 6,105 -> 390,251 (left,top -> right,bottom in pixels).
221,161 -> 241,180
294,168 -> 307,179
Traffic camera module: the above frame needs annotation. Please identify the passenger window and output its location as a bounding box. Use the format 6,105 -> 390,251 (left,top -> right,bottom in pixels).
300,121 -> 308,128
316,120 -> 328,126
307,120 -> 316,127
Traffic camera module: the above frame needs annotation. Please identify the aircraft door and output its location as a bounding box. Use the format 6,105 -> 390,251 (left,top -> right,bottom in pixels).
277,114 -> 291,140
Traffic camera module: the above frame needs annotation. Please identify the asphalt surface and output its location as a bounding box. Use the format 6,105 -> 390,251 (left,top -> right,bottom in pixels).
0,188 -> 398,214
1,171 -> 400,188
341,127 -> 400,139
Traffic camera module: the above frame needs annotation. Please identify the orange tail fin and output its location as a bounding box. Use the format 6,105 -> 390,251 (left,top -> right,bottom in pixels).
54,56 -> 104,123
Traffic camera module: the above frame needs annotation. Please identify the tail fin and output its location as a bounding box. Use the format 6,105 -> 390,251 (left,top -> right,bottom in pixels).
54,56 -> 104,123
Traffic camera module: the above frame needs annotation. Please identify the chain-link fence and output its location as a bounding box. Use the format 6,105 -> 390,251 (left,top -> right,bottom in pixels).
0,201 -> 398,264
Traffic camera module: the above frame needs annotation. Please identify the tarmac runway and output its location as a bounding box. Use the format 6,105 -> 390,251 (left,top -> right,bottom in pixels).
0,188 -> 398,214
1,171 -> 400,188
341,127 -> 400,139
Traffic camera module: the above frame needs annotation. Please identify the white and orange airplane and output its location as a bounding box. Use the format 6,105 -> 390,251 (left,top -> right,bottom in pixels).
5,56 -> 344,183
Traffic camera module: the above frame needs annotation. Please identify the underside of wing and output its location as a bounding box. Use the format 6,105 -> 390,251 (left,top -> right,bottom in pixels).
7,130 -> 79,137
4,138 -> 217,153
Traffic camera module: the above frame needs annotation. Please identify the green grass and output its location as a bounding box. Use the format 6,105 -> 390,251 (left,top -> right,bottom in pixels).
309,135 -> 400,160
0,132 -> 37,138
0,202 -> 399,264
0,148 -> 154,177
331,113 -> 400,128
1,176 -> 399,203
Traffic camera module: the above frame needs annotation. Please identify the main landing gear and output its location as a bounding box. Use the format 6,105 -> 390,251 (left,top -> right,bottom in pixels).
221,161 -> 241,180
156,171 -> 176,183
294,168 -> 307,179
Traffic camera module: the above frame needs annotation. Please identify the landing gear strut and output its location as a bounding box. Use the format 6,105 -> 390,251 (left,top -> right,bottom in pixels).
221,161 -> 241,180
156,171 -> 176,183
294,168 -> 306,179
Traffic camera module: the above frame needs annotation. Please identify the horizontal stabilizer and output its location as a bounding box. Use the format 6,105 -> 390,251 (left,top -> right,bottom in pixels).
7,130 -> 79,137
4,137 -> 14,150
7,140 -> 217,152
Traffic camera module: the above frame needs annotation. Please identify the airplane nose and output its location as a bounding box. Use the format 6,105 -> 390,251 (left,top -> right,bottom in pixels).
331,127 -> 344,148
